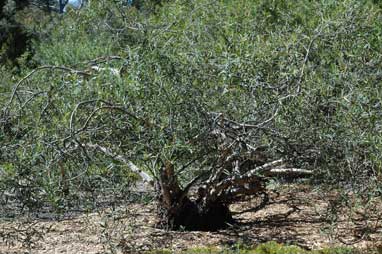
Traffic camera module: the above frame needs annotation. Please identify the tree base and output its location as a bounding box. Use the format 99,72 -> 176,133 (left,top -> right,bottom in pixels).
159,199 -> 234,231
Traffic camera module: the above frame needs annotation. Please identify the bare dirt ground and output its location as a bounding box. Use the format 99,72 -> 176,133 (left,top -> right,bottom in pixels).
1,184 -> 381,253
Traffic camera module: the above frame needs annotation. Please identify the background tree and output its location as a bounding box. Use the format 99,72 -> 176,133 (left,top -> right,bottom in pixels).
0,0 -> 60,68
0,0 -> 31,67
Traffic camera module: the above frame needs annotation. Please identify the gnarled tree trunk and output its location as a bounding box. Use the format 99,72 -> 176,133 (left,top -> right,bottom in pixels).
156,161 -> 235,231
84,115 -> 313,231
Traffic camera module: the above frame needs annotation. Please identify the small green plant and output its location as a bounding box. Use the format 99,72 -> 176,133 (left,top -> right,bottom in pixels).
148,242 -> 358,254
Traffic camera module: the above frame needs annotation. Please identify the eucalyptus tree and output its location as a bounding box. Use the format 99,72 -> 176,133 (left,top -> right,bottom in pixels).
1,0 -> 381,231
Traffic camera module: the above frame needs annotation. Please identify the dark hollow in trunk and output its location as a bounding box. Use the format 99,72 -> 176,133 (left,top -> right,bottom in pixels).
175,199 -> 234,231
160,197 -> 234,231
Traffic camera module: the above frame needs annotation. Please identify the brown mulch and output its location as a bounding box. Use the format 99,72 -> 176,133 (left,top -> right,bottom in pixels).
1,184 -> 381,253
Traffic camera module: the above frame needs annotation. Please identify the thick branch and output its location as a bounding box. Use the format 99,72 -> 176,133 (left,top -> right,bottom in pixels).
159,162 -> 182,210
207,159 -> 312,202
84,143 -> 154,185
265,168 -> 313,177
211,159 -> 284,194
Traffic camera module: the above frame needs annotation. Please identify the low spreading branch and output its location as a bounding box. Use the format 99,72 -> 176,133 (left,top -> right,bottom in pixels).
207,159 -> 312,203
210,159 -> 284,196
265,168 -> 313,177
84,143 -> 154,185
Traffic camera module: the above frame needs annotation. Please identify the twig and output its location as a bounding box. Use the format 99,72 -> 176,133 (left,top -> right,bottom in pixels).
4,65 -> 91,112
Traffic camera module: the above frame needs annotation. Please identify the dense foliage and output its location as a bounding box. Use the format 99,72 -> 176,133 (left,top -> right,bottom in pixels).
1,0 -> 381,216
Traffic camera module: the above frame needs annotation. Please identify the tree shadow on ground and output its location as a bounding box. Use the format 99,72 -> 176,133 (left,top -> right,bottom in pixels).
217,188 -> 381,250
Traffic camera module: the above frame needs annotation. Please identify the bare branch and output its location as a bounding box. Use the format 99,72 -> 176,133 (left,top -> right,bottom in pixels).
264,168 -> 313,177
4,65 -> 92,112
84,143 -> 154,185
206,159 -> 282,200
